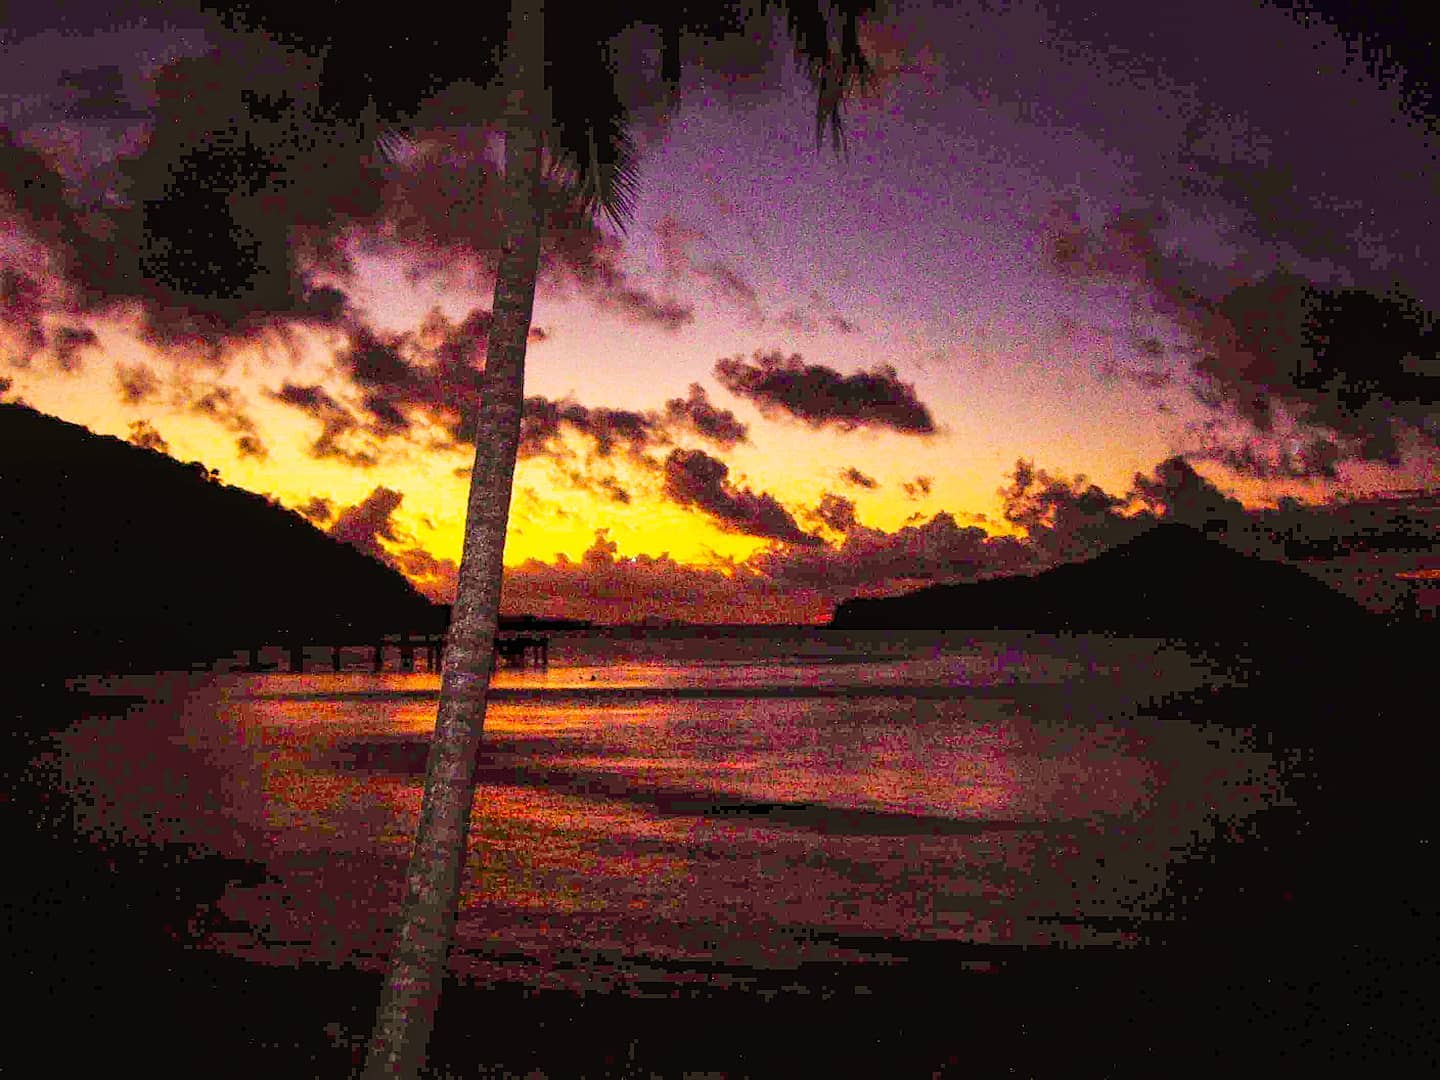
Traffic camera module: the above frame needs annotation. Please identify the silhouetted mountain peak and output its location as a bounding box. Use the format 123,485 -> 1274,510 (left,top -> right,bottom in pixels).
831,521 -> 1372,644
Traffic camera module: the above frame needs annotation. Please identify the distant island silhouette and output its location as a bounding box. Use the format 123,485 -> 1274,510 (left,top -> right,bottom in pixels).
1,403 -> 449,674
831,522 -> 1377,646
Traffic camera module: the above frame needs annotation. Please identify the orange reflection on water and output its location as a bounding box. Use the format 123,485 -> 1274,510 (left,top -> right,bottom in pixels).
60,638 -> 1287,984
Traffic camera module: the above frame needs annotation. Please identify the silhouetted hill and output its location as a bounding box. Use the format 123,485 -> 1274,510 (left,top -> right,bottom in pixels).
831,523 -> 1377,646
1,403 -> 438,673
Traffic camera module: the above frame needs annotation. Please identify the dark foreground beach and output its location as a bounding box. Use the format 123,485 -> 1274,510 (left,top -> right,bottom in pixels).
6,632 -> 1436,1077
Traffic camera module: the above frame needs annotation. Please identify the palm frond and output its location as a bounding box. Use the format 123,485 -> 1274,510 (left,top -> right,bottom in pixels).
582,123 -> 643,232
544,29 -> 644,233
763,0 -> 879,155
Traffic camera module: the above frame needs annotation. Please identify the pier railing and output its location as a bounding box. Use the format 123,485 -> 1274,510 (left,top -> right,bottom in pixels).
236,631 -> 548,673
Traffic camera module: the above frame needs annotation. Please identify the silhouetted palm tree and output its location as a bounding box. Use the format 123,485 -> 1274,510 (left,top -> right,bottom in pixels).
162,1 -> 878,1073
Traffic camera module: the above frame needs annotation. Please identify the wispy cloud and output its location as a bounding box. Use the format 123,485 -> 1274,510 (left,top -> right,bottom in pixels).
839,466 -> 878,489
901,475 -> 932,500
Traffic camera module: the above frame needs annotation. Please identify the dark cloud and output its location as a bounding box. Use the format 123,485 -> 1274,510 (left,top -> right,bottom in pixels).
339,322 -> 421,437
502,530 -> 826,624
519,385 -> 746,465
354,130 -> 509,288
1192,436 -> 1343,481
1178,151 -> 1375,274
49,325 -> 98,372
574,407 -> 656,458
58,64 -> 148,121
175,378 -> 269,458
188,383 -> 260,438
1045,204 -> 1181,296
235,433 -> 268,459
324,484 -> 457,600
1129,455 -> 1246,532
653,218 -> 862,335
410,308 -> 491,444
1000,459 -> 1150,562
596,476 -> 632,505
715,350 -> 936,434
363,131 -> 686,330
0,267 -> 47,362
0,133 -> 90,263
126,420 -> 168,455
316,309 -> 493,450
2,41 -> 654,365
520,396 -> 665,463
327,486 -> 405,561
269,381 -> 377,467
809,492 -> 857,534
119,49 -> 376,348
1191,279 -> 1439,464
901,475 -> 932,500
115,362 -> 160,404
1133,335 -> 1168,359
298,496 -> 334,524
776,309 -> 817,333
753,511 -> 1033,594
1048,207 -> 1440,472
697,260 -> 762,318
567,257 -> 695,329
840,466 -> 878,489
389,544 -> 458,602
997,454 -> 1256,560
554,468 -> 633,505
126,418 -> 169,454
662,447 -> 823,546
1096,353 -> 1175,392
663,383 -> 748,449
0,48 -> 372,357
1,56 -> 687,460
655,217 -> 708,280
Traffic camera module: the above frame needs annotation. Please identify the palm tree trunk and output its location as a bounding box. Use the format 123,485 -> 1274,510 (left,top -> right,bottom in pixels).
361,115 -> 544,1080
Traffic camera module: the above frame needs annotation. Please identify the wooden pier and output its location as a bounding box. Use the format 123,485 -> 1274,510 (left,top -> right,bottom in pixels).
494,634 -> 549,667
239,631 -> 548,673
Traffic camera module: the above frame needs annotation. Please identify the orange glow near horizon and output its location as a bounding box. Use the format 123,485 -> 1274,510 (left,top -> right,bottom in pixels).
5,278 -> 1434,616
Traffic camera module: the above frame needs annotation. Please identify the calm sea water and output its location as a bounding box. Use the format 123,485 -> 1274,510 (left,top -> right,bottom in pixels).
59,630 -> 1290,991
